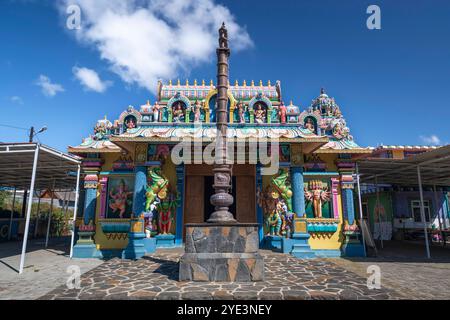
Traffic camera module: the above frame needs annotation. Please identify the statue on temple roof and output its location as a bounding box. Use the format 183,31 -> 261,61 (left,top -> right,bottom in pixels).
254,103 -> 266,124
278,101 -> 287,124
173,102 -> 185,122
193,100 -> 202,123
153,101 -> 162,122
237,101 -> 246,123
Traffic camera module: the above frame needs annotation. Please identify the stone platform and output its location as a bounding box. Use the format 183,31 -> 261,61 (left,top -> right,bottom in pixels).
179,223 -> 264,282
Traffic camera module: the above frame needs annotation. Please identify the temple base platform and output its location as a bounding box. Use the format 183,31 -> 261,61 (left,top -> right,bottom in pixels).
179,223 -> 265,282
155,234 -> 176,248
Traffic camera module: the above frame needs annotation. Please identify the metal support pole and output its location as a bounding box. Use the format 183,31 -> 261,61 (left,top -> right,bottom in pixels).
70,164 -> 81,258
417,166 -> 431,259
19,144 -> 40,274
8,188 -> 17,240
433,185 -> 444,247
356,164 -> 367,257
45,181 -> 55,248
375,176 -> 383,249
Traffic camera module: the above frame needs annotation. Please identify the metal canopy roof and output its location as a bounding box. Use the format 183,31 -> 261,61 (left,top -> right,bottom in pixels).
357,144 -> 450,187
0,143 -> 81,191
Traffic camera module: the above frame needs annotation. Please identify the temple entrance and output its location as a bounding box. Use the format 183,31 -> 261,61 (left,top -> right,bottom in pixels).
183,164 -> 256,239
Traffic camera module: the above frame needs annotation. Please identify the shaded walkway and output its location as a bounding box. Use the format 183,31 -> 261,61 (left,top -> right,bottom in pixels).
0,238 -> 102,300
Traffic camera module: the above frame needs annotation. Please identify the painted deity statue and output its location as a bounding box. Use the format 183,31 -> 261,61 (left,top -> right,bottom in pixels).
173,102 -> 185,122
153,101 -> 162,122
258,186 -> 282,236
254,104 -> 266,124
278,101 -> 287,124
145,167 -> 169,213
94,123 -> 107,140
304,180 -> 331,218
193,100 -> 202,123
304,118 -> 315,132
126,117 -> 136,130
109,179 -> 133,218
271,169 -> 293,212
257,170 -> 294,237
237,101 -> 246,123
145,167 -> 180,235
155,192 -> 180,234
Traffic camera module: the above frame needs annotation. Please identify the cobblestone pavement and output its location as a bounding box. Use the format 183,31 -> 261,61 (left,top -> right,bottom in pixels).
328,242 -> 450,300
40,249 -> 403,300
0,238 -> 102,300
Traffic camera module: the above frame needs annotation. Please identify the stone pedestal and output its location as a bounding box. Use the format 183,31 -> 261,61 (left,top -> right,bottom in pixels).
179,223 -> 264,282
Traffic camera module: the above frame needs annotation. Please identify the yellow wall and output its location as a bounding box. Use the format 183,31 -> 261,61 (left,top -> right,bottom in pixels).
307,153 -> 344,250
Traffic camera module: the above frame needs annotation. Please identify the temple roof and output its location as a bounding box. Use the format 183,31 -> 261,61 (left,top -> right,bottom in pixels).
111,124 -> 324,141
69,86 -> 371,155
158,79 -> 280,103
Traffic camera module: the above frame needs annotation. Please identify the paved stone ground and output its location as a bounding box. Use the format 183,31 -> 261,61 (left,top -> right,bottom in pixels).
40,249 -> 402,300
329,241 -> 450,300
0,238 -> 103,300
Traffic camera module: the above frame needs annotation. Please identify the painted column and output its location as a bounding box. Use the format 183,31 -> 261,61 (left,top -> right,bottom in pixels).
338,161 -> 364,257
288,144 -> 315,258
83,175 -> 98,225
99,177 -> 108,219
175,165 -> 185,246
72,174 -> 98,258
331,178 -> 340,219
123,166 -> 147,259
342,186 -> 355,225
256,164 -> 264,245
291,166 -> 305,218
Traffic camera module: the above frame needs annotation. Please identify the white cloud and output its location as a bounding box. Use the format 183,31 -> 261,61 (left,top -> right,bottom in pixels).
420,134 -> 441,146
10,96 -> 24,105
73,66 -> 112,92
57,0 -> 253,94
35,75 -> 65,97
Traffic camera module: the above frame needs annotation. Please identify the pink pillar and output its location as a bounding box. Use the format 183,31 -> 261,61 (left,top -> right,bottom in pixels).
331,178 -> 340,219
99,177 -> 108,219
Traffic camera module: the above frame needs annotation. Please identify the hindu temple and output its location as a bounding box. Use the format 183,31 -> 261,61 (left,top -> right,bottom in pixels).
69,24 -> 371,262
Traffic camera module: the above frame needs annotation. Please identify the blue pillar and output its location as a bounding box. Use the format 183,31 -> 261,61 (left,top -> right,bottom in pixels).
256,165 -> 264,246
341,177 -> 364,257
175,165 -> 185,246
132,166 -> 147,218
291,166 -> 305,218
123,166 -> 147,259
288,165 -> 315,258
73,174 -> 98,258
342,188 -> 355,225
83,187 -> 97,225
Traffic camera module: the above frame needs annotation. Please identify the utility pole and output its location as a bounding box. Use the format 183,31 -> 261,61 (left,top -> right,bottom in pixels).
29,127 -> 35,143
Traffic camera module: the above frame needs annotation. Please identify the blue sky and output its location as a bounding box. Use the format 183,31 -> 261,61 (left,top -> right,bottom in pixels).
0,0 -> 449,150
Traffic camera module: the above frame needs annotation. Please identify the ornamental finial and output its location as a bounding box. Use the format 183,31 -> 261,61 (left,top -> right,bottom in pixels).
259,80 -> 263,86
321,88 -> 325,94
147,100 -> 150,106
235,80 -> 238,86
243,80 -> 247,86
186,79 -> 189,86
251,80 -> 255,87
194,79 -> 197,86
268,80 -> 271,86
210,79 -> 214,86
202,79 -> 205,86
218,22 -> 228,49
177,79 -> 180,86
169,79 -> 172,86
